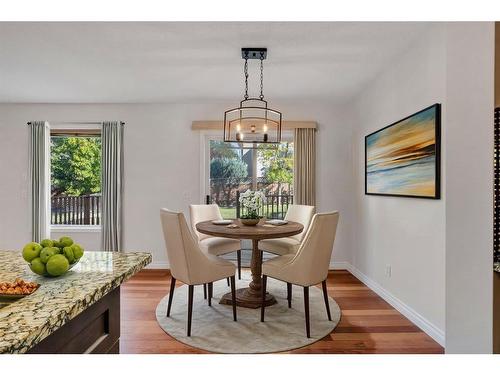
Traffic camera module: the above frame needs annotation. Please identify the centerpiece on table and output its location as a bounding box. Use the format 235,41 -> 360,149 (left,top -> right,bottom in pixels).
239,189 -> 266,226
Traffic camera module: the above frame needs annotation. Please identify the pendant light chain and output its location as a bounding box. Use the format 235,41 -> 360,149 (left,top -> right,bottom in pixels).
224,48 -> 281,147
259,52 -> 264,100
244,56 -> 249,100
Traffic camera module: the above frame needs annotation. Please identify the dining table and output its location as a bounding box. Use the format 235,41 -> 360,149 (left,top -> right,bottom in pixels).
195,219 -> 303,309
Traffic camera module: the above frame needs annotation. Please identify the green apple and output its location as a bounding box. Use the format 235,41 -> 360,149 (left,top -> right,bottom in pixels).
46,254 -> 69,277
22,242 -> 42,262
40,247 -> 57,264
71,244 -> 84,260
40,239 -> 54,248
63,246 -> 75,263
59,236 -> 73,247
30,257 -> 46,275
53,240 -> 63,249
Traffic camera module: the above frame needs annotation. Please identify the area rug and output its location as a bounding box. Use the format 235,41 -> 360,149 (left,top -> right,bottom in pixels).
155,271 -> 341,353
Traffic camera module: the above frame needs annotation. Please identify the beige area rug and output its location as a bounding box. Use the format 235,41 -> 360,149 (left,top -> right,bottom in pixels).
155,271 -> 341,353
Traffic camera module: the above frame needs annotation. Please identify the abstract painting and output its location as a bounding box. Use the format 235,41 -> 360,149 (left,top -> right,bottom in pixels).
365,104 -> 441,199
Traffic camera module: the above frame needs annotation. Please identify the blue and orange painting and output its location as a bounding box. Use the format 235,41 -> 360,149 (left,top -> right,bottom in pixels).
366,105 -> 440,198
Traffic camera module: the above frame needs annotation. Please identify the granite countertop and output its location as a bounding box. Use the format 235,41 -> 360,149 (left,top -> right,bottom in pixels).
0,250 -> 151,353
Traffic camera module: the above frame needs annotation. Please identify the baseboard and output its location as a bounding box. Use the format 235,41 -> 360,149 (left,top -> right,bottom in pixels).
345,263 -> 445,347
146,261 -> 169,269
330,261 -> 351,270
151,260 -> 349,270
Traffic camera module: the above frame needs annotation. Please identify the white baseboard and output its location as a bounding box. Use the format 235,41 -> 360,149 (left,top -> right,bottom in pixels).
146,261 -> 169,269
147,259 -> 445,347
345,263 -> 445,347
150,260 -> 349,270
330,261 -> 351,270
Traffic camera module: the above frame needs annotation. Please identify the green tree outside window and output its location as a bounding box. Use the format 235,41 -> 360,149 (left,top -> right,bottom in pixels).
258,142 -> 294,195
51,136 -> 101,196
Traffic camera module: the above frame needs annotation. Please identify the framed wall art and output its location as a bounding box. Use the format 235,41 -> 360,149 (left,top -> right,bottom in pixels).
365,104 -> 441,199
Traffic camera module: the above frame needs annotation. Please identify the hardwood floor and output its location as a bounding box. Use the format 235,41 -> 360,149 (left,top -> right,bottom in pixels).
120,269 -> 444,354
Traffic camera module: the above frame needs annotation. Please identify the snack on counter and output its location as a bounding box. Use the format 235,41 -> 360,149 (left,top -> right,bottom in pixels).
0,278 -> 39,295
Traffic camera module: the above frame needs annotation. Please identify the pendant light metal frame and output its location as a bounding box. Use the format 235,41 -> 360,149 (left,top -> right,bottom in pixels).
223,48 -> 282,149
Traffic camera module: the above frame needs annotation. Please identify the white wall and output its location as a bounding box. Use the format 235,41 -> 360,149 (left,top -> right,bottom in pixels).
351,23 -> 495,351
444,22 -> 494,354
0,100 -> 355,268
351,26 -> 447,343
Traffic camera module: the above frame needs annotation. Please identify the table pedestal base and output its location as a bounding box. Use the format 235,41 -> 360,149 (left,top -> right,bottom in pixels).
219,287 -> 277,309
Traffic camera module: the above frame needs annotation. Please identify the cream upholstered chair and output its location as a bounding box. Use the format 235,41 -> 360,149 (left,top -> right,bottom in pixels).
190,204 -> 242,280
259,204 -> 315,256
260,211 -> 339,338
160,208 -> 237,336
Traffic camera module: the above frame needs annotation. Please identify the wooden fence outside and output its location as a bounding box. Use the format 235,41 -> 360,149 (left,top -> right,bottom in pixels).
51,195 -> 101,225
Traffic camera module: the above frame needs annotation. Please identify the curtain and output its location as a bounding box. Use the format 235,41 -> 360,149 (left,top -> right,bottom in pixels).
294,128 -> 316,206
101,121 -> 124,251
29,121 -> 51,242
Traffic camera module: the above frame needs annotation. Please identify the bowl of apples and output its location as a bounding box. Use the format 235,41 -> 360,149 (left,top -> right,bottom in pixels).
22,237 -> 85,277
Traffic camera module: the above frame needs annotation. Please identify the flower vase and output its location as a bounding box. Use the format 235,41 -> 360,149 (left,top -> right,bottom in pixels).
240,218 -> 260,226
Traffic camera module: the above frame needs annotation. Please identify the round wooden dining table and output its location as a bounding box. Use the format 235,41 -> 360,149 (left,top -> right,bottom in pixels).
196,219 -> 303,309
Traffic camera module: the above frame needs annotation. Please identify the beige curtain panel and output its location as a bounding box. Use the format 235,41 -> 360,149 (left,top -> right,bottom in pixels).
294,128 -> 316,206
29,121 -> 51,242
101,121 -> 124,251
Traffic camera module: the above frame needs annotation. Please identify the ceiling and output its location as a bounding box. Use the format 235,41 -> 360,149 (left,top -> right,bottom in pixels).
0,22 -> 431,103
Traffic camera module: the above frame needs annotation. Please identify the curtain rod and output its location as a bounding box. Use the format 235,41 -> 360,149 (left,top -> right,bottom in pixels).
27,121 -> 125,125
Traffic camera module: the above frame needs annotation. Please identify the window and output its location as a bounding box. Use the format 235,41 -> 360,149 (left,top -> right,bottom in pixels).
50,130 -> 101,227
204,134 -> 294,219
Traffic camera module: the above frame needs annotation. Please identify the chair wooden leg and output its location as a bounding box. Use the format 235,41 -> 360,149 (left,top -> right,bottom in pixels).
322,280 -> 332,321
304,286 -> 310,338
230,275 -> 237,321
187,284 -> 194,336
166,276 -> 176,317
203,283 -> 207,299
287,282 -> 292,308
237,250 -> 242,280
208,282 -> 213,306
226,277 -> 230,286
261,275 -> 267,322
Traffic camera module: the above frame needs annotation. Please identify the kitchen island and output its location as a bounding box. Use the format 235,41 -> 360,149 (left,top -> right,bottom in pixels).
0,250 -> 151,354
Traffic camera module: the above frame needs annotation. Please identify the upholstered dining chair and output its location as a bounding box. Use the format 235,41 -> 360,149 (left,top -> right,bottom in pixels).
160,208 -> 237,336
259,204 -> 315,256
190,204 -> 242,281
260,211 -> 340,338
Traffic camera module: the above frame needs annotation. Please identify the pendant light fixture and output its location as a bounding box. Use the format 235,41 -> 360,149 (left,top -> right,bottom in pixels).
223,48 -> 282,148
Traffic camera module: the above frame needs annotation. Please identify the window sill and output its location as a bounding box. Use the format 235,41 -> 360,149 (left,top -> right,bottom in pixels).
50,225 -> 101,233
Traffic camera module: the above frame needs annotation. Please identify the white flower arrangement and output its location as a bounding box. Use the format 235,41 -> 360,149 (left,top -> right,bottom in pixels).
239,189 -> 266,219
